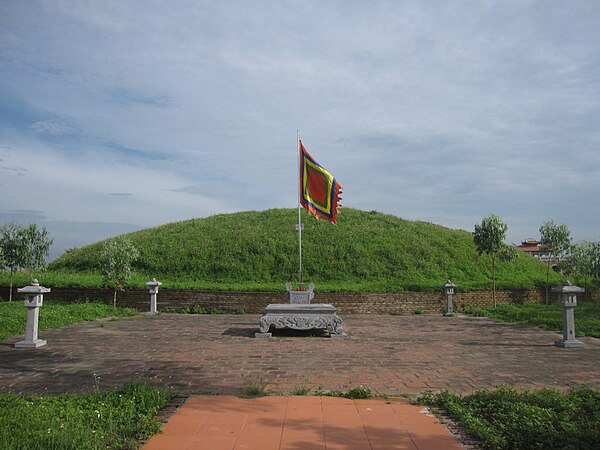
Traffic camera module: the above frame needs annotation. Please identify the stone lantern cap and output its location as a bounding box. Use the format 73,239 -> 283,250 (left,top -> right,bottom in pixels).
146,278 -> 162,287
551,280 -> 584,294
17,279 -> 51,295
444,280 -> 457,293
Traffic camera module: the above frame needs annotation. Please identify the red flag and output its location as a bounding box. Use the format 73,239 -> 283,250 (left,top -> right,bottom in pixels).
299,141 -> 342,223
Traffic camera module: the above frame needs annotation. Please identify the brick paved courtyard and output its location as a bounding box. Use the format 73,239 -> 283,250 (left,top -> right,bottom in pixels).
1,314 -> 599,396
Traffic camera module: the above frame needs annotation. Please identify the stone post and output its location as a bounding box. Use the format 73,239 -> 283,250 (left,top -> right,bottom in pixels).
15,279 -> 50,348
443,280 -> 456,317
552,281 -> 584,348
146,278 -> 162,315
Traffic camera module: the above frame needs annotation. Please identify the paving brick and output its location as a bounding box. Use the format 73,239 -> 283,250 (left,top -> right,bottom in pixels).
1,314 -> 599,396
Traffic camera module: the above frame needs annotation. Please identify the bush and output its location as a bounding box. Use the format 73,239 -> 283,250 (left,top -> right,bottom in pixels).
420,386 -> 600,450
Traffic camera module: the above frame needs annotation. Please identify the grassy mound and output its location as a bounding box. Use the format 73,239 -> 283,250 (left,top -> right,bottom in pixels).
41,208 -> 560,292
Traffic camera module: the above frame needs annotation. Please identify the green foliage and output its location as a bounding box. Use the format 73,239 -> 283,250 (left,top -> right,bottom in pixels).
43,208 -> 561,292
99,237 -> 140,308
473,214 -> 510,307
540,220 -> 572,260
0,301 -> 137,341
178,305 -> 224,314
240,377 -> 268,398
290,383 -> 312,396
20,223 -> 53,277
540,220 -> 572,304
474,215 -> 508,257
569,241 -> 600,292
0,222 -> 53,278
463,302 -> 600,338
419,386 -> 600,450
0,222 -> 24,274
0,381 -> 171,450
344,386 -> 372,399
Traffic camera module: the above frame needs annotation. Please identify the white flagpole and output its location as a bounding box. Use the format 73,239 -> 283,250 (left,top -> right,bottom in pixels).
297,130 -> 303,288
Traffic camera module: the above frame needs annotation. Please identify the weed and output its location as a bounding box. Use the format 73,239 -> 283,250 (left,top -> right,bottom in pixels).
345,386 -> 372,399
180,305 -> 208,314
291,383 -> 312,396
412,309 -> 424,315
240,377 -> 268,398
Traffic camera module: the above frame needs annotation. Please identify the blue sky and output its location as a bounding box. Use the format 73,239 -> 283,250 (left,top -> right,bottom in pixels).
1,1 -> 599,261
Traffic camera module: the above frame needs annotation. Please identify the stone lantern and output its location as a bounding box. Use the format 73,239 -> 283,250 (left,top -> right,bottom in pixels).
443,280 -> 457,317
15,279 -> 50,348
146,278 -> 162,315
552,281 -> 584,348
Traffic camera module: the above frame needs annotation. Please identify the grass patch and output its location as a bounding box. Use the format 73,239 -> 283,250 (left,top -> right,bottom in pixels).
344,386 -> 372,399
419,386 -> 600,450
290,384 -> 312,396
240,377 -> 268,398
0,381 -> 172,450
0,301 -> 138,341
314,385 -> 373,399
463,301 -> 600,338
28,208 -> 562,292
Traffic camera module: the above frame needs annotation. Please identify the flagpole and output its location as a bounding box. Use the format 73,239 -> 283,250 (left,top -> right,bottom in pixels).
297,130 -> 303,288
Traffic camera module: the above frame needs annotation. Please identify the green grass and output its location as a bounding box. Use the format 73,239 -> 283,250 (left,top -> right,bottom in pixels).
463,301 -> 600,338
0,301 -> 138,341
0,381 -> 172,450
419,386 -> 600,450
3,208 -> 562,292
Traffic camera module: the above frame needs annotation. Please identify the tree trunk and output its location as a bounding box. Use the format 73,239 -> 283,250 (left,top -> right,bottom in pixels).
113,289 -> 117,309
492,255 -> 496,308
545,261 -> 550,305
9,279 -> 13,302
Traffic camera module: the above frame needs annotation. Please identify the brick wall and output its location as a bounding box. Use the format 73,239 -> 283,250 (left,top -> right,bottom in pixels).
0,285 -> 555,314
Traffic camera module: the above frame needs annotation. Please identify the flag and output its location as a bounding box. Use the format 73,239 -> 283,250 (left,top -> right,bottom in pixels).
299,140 -> 343,223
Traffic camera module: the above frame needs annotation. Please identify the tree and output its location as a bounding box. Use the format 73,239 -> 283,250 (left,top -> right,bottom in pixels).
100,237 -> 140,308
20,223 -> 53,278
539,220 -> 571,304
474,214 -> 508,308
569,241 -> 600,298
0,222 -> 53,301
0,221 -> 27,302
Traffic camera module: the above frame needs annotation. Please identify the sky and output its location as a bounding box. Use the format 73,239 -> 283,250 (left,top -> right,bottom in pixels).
1,1 -> 599,261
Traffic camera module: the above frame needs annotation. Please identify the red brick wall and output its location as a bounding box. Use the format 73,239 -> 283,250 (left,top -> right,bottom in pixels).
0,285 -> 555,314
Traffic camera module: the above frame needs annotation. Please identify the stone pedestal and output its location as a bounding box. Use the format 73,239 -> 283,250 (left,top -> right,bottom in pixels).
552,282 -> 584,348
15,280 -> 50,348
285,282 -> 315,304
256,304 -> 345,339
146,278 -> 162,315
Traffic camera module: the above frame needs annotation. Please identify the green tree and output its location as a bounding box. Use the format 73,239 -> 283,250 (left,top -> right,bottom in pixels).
539,220 -> 571,304
474,214 -> 508,308
20,223 -> 53,278
570,241 -> 600,298
0,221 -> 27,302
100,237 -> 140,308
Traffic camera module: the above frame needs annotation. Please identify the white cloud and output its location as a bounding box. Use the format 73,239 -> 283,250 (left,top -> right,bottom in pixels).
1,0 -> 599,258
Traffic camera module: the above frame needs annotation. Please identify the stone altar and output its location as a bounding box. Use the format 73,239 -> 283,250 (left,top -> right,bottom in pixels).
256,285 -> 345,339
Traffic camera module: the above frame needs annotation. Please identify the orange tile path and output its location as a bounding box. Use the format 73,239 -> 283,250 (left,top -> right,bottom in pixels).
144,396 -> 463,450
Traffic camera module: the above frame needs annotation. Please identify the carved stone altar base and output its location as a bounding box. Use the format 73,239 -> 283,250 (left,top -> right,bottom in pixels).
255,304 -> 345,339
